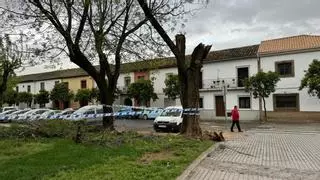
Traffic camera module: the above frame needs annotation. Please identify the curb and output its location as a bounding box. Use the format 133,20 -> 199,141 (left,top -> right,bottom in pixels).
176,142 -> 220,180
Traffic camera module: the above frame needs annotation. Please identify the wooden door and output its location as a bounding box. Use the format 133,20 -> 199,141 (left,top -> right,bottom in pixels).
215,96 -> 225,116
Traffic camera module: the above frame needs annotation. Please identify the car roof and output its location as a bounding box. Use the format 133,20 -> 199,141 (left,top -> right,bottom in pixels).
164,106 -> 183,109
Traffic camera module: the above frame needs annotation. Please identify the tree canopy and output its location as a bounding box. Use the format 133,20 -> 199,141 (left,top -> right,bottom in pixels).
34,90 -> 50,107
17,92 -> 33,106
75,89 -> 92,107
127,79 -> 158,106
299,59 -> 320,99
3,89 -> 17,106
163,74 -> 180,100
245,71 -> 280,120
50,83 -> 74,102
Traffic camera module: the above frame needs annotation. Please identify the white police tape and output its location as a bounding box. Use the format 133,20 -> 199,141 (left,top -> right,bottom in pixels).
44,108 -> 200,120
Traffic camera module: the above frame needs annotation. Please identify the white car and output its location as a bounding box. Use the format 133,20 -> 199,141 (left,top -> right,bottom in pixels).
18,109 -> 50,121
69,105 -> 104,124
0,109 -> 18,122
0,106 -> 17,113
153,106 -> 183,132
7,109 -> 31,122
38,110 -> 61,120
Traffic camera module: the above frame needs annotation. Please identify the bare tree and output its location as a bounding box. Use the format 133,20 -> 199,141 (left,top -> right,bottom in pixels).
0,0 -> 186,129
0,34 -> 28,107
137,0 -> 212,137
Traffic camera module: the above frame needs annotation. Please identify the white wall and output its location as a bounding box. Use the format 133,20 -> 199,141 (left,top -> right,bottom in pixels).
17,79 -> 60,108
261,51 -> 320,111
202,58 -> 258,84
150,67 -> 179,108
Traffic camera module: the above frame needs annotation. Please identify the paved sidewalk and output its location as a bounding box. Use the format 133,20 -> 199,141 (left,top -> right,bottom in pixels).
182,124 -> 320,180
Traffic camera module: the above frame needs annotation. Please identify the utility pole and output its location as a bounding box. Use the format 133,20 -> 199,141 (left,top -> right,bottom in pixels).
223,84 -> 228,129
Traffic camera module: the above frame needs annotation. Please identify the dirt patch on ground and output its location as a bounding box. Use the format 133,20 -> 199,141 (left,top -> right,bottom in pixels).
139,151 -> 174,164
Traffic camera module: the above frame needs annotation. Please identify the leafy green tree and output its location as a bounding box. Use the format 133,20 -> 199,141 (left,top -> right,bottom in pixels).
299,59 -> 320,98
75,89 -> 92,107
163,74 -> 180,100
50,83 -> 74,109
245,71 -> 280,121
34,90 -> 50,108
3,89 -> 17,106
127,79 -> 158,106
17,92 -> 33,107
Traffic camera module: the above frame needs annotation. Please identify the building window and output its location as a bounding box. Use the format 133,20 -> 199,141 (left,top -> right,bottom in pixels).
237,67 -> 249,87
27,85 -> 31,93
16,86 -> 19,92
81,80 -> 87,89
239,97 -> 250,109
40,82 -> 45,91
55,81 -> 59,85
275,60 -> 294,77
124,77 -> 131,87
273,94 -> 299,111
199,97 -> 203,108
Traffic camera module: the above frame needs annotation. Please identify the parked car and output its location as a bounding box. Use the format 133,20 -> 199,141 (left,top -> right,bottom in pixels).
139,108 -> 163,120
18,109 -> 50,121
153,106 -> 183,132
115,107 -> 144,119
39,110 -> 61,120
0,106 -> 17,113
0,109 -> 18,122
53,109 -> 74,120
7,109 -> 31,122
69,105 -> 103,124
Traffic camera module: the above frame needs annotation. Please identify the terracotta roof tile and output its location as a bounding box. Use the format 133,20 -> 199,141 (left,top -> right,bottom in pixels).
258,35 -> 320,55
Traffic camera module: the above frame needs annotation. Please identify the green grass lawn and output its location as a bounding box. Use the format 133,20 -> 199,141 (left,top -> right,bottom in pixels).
0,133 -> 212,180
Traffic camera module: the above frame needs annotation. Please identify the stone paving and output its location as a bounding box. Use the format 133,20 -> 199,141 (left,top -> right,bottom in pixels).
184,124 -> 320,180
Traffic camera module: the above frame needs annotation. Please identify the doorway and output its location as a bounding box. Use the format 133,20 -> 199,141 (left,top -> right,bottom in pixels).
215,96 -> 225,116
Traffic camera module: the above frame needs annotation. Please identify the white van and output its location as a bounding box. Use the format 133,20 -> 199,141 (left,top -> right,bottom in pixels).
153,106 -> 183,132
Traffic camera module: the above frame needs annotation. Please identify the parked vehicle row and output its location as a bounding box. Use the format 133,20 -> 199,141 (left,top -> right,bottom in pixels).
0,105 -> 166,122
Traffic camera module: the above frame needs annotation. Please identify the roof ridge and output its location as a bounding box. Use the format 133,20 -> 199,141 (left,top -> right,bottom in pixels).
262,34 -> 320,42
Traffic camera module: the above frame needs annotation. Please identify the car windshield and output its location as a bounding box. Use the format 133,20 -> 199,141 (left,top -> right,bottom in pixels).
61,110 -> 74,115
11,110 -> 29,115
0,110 -> 16,115
160,109 -> 182,117
74,106 -> 100,114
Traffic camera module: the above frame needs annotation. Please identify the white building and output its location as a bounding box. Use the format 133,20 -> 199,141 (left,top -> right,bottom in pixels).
17,34 -> 320,121
258,35 -> 320,121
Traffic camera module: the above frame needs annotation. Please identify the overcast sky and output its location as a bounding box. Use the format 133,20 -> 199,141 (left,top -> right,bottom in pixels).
18,0 -> 320,75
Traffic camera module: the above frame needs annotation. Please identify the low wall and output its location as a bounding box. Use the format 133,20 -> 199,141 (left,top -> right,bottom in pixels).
267,111 -> 320,122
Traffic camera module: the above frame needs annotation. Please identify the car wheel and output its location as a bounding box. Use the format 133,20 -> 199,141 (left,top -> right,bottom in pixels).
154,128 -> 160,132
143,115 -> 148,120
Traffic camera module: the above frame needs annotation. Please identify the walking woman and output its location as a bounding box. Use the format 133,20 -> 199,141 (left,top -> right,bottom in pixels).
231,106 -> 242,132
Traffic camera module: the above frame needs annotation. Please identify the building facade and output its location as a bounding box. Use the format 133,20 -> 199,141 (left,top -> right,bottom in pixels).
16,35 -> 320,121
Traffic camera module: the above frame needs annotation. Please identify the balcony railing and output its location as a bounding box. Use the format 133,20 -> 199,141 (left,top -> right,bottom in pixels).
201,78 -> 244,90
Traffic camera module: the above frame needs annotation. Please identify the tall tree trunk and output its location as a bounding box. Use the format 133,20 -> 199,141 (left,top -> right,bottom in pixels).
0,69 -> 10,107
96,77 -> 115,130
137,0 -> 211,137
176,35 -> 211,137
262,97 -> 267,121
